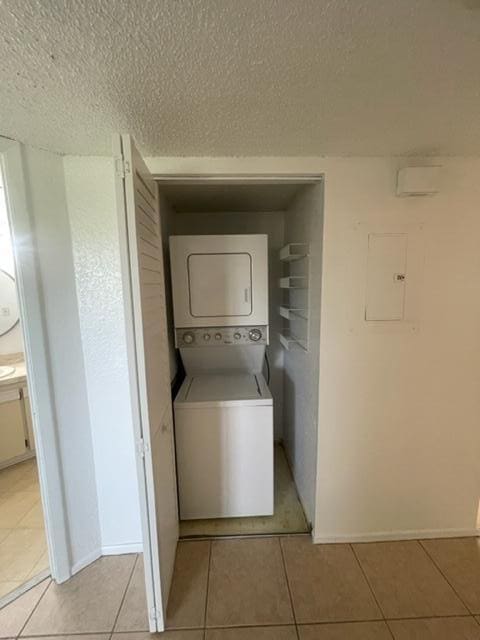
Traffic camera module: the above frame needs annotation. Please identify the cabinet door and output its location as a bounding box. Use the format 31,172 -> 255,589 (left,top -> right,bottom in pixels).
0,389 -> 27,464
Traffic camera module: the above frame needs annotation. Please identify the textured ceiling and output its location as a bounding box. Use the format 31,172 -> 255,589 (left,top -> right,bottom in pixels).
0,0 -> 479,156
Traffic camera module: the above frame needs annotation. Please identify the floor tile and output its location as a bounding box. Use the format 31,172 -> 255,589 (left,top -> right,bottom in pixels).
17,501 -> 45,528
0,578 -> 50,639
0,462 -> 38,494
281,536 -> 381,623
0,493 -> 39,528
388,616 -> 480,639
0,581 -> 22,599
206,627 -> 297,639
206,537 -> 293,627
22,554 -> 136,635
167,540 -> 210,629
0,529 -> 12,544
353,541 -> 467,619
22,636 -> 109,640
115,555 -> 148,632
421,538 -> 480,613
297,621 -> 392,639
0,528 -> 47,581
27,551 -> 49,579
112,632 -> 204,639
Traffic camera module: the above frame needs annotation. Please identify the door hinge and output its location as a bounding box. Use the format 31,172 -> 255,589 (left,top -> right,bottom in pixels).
137,438 -> 150,458
115,158 -> 131,178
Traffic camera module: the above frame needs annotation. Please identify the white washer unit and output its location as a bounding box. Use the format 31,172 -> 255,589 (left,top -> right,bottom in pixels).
170,234 -> 274,520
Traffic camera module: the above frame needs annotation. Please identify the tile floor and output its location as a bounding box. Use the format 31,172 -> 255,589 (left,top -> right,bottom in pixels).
180,445 -> 309,537
0,458 -> 48,599
2,535 -> 480,638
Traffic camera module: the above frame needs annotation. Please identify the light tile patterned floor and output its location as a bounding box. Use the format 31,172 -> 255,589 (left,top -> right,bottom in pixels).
2,535 -> 480,638
0,458 -> 48,599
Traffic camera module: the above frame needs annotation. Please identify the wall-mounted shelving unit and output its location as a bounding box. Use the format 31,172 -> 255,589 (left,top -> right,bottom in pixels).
278,243 -> 309,351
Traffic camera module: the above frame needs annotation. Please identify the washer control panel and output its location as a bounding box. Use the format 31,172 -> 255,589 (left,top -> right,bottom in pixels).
176,326 -> 268,347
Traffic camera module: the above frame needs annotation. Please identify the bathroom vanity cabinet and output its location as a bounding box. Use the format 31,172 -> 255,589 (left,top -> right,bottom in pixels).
0,369 -> 35,469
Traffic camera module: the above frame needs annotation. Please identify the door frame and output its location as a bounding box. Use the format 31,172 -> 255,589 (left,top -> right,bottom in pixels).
148,170 -> 323,537
0,138 -> 71,598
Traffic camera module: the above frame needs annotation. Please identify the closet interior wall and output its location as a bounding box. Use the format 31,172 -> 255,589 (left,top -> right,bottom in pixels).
283,183 -> 324,525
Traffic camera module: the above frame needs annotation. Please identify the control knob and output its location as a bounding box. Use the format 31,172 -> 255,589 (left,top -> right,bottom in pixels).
215,332 -> 222,340
203,333 -> 211,341
234,332 -> 241,340
182,331 -> 194,344
248,328 -> 262,342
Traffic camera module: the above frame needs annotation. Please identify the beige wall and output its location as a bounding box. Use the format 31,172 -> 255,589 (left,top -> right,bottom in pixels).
147,156 -> 480,542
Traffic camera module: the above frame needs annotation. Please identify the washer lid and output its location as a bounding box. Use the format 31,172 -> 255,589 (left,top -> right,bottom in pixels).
175,373 -> 272,408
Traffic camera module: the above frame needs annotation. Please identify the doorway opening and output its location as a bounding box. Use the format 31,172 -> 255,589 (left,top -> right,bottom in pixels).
156,177 -> 324,539
0,167 -> 49,602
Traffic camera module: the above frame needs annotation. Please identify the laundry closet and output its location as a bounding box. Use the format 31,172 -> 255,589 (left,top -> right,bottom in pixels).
157,179 -> 324,538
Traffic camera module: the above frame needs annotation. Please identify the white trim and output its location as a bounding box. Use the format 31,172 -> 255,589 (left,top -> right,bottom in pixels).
0,568 -> 50,610
71,548 -> 102,576
0,137 -> 71,582
153,173 -> 323,184
0,449 -> 35,471
313,528 -> 480,544
101,542 -> 143,555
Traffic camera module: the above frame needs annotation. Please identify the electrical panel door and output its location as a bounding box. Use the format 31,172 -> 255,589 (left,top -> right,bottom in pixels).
365,233 -> 407,321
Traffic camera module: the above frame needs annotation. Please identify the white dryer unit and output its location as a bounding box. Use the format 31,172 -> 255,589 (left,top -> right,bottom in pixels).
174,373 -> 273,519
170,234 -> 268,329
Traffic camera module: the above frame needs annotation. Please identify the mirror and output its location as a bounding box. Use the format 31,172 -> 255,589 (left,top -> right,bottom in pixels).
0,269 -> 19,337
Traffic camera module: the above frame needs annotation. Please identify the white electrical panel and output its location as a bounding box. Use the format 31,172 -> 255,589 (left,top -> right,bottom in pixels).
365,233 -> 407,321
396,166 -> 441,196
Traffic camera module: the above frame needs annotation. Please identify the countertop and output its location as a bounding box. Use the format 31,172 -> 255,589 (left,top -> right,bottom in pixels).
0,360 -> 27,388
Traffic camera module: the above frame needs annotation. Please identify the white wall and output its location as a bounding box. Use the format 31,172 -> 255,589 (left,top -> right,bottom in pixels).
283,183 -> 324,524
0,179 -> 23,355
63,156 -> 142,553
22,146 -> 101,566
315,157 -> 480,541
147,156 -> 480,542
172,210 -> 285,439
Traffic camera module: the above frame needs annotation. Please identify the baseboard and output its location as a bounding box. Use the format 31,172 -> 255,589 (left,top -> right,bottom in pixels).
101,542 -> 143,555
0,449 -> 35,471
71,548 -> 102,575
313,528 -> 480,544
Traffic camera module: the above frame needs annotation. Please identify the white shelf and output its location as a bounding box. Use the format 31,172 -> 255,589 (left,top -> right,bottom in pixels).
279,332 -> 308,352
279,243 -> 309,262
279,276 -> 308,289
279,305 -> 307,320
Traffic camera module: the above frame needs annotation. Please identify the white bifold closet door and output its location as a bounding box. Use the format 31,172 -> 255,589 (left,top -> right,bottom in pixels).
114,134 -> 178,632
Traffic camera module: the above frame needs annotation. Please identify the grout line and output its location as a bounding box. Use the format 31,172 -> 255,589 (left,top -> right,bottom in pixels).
385,619 -> 396,638
16,576 -> 52,638
203,539 -> 213,628
418,540 -> 473,614
278,536 -> 299,639
109,553 -> 139,639
349,543 -> 395,639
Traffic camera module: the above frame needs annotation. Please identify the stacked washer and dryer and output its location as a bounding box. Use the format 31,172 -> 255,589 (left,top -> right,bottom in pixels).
169,234 -> 274,520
